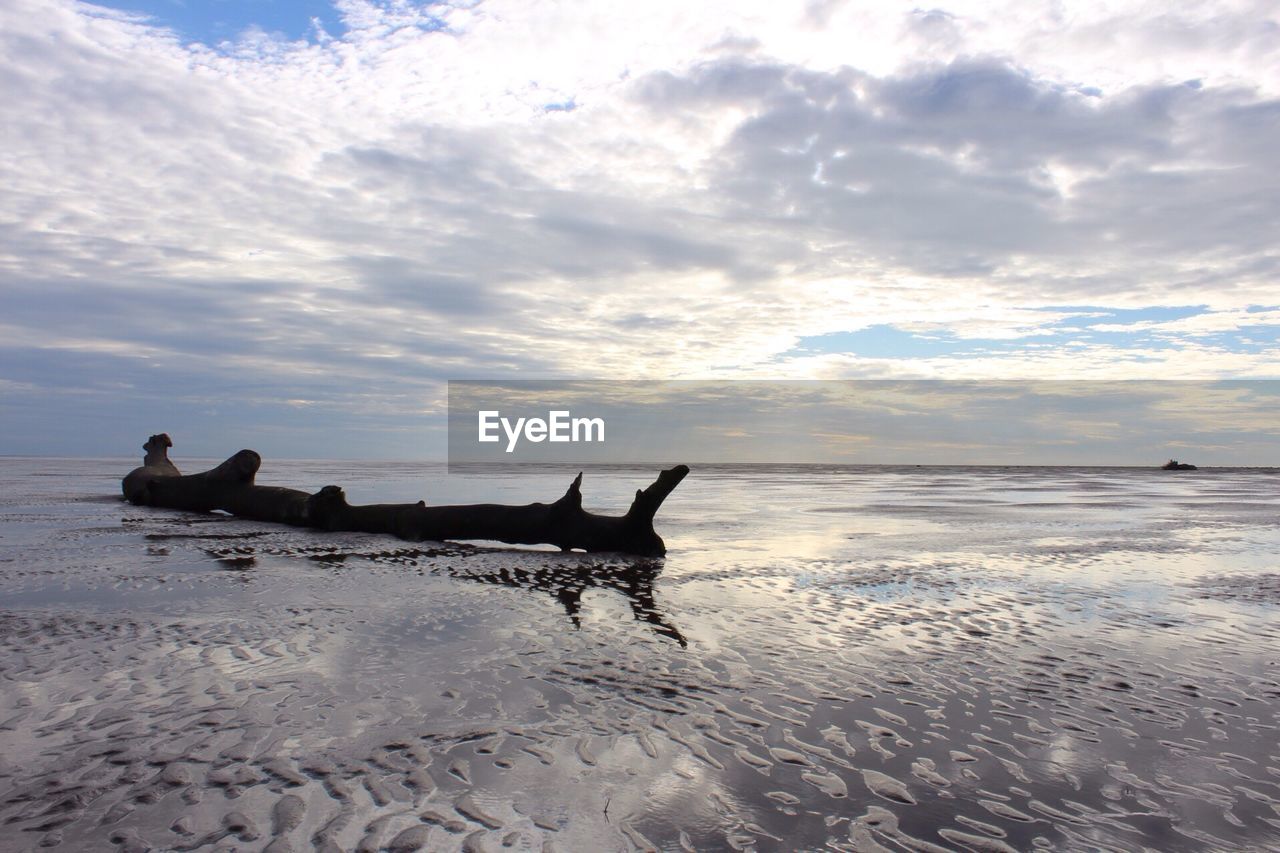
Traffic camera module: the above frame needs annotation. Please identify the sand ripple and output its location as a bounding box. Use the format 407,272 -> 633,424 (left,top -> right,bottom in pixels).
2,462 -> 1280,850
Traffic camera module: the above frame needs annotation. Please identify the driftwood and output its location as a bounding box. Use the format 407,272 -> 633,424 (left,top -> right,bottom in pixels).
121,434 -> 179,502
122,435 -> 689,557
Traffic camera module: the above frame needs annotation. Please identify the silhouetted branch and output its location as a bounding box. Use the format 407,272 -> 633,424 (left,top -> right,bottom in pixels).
124,437 -> 689,558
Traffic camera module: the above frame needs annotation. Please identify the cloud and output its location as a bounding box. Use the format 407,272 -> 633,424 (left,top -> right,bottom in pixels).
633,55 -> 1280,286
1,0 -> 1278,455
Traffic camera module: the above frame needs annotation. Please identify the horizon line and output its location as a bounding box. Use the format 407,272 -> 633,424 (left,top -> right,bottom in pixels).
4,454 -> 1277,470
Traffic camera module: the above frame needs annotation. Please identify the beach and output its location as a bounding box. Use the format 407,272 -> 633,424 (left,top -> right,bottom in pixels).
1,459 -> 1278,851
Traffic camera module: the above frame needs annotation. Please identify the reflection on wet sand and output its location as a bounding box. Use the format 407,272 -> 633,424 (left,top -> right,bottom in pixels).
1,461 -> 1279,851
452,558 -> 687,648
204,540 -> 688,646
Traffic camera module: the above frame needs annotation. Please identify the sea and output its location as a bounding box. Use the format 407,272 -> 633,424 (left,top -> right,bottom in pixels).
1,458 -> 1278,851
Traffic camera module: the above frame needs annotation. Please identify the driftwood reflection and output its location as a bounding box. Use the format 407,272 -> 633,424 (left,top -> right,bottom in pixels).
449,558 -> 687,647
200,542 -> 686,645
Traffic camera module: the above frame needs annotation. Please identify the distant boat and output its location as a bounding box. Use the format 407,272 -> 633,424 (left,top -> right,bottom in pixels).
1162,459 -> 1197,470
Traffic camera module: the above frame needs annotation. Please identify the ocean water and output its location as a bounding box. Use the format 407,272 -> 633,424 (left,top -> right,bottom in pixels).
1,458 -> 1279,851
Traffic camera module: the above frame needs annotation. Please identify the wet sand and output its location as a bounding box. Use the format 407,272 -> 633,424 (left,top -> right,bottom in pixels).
1,460 -> 1279,851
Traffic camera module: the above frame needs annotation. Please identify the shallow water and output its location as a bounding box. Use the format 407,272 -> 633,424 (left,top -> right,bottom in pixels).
1,459 -> 1279,851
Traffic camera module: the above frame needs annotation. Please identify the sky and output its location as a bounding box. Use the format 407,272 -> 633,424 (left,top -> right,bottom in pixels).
2,0 -> 1279,460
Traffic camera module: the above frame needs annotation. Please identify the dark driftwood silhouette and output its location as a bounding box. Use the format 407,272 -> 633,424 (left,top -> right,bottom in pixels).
121,433 -> 180,502
122,435 -> 689,557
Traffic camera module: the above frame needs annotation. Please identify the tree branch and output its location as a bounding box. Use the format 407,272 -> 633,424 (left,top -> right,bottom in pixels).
125,438 -> 689,557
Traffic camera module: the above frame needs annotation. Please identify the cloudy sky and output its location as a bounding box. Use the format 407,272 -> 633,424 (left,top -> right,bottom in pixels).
2,0 -> 1278,458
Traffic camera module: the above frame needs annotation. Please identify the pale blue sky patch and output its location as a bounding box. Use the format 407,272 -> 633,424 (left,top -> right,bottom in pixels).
1031,305 -> 1206,350
1050,305 -> 1280,352
780,306 -> 1245,362
1040,306 -> 1209,326
786,325 -> 973,359
85,0 -> 457,46
90,0 -> 344,44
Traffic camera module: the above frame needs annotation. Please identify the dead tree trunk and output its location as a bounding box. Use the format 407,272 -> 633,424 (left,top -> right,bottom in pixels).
125,438 -> 689,557
121,433 -> 180,502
